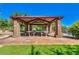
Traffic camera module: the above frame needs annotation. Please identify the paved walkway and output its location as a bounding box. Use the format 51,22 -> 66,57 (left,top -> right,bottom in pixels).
0,36 -> 79,45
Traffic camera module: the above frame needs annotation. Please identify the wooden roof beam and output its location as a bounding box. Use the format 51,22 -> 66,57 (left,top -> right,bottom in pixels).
26,18 -> 50,23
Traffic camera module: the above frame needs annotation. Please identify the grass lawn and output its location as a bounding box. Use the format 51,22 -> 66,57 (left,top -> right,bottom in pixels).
0,45 -> 79,55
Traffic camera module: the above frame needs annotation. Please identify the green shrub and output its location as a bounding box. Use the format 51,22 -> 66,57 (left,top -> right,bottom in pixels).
68,20 -> 79,38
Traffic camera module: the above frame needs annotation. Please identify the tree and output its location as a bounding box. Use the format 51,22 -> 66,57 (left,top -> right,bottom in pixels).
0,19 -> 9,32
24,13 -> 28,16
12,11 -> 22,16
68,20 -> 79,38
62,26 -> 68,33
12,11 -> 29,16
0,19 -> 3,28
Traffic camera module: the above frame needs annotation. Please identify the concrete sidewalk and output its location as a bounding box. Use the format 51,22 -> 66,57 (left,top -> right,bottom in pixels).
0,36 -> 79,45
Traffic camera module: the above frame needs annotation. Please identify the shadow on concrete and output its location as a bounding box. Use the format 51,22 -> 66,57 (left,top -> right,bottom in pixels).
63,36 -> 79,40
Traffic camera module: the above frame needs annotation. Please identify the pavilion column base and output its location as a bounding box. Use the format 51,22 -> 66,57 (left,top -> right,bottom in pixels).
13,35 -> 20,38
13,32 -> 21,38
54,34 -> 62,38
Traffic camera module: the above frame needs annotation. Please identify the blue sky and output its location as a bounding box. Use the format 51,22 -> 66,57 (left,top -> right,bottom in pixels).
0,3 -> 79,26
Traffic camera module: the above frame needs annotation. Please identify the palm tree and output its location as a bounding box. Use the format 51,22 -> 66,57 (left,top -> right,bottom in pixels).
12,11 -> 29,32
12,11 -> 22,16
